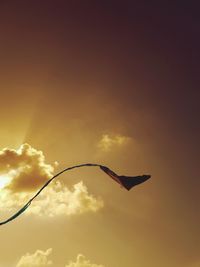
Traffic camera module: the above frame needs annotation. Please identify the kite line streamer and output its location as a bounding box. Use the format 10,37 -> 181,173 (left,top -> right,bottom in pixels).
0,163 -> 151,226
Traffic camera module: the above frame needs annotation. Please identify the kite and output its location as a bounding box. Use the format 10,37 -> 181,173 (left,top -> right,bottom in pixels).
0,163 -> 151,226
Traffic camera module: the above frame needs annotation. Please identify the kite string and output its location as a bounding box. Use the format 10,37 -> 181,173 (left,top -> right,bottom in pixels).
0,163 -> 101,226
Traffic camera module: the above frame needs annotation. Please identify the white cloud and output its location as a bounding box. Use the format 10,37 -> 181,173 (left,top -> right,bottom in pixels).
97,134 -> 130,152
65,254 -> 105,267
16,250 -> 105,267
0,144 -> 103,218
16,248 -> 53,267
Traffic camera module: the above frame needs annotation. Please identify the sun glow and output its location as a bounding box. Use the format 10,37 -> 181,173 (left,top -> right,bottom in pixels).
0,174 -> 12,190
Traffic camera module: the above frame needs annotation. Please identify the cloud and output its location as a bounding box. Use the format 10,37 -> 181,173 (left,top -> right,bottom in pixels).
65,254 -> 105,267
0,143 -> 56,192
16,249 -> 105,267
97,134 -> 130,152
28,181 -> 103,216
0,181 -> 103,217
0,144 -> 103,218
16,248 -> 53,267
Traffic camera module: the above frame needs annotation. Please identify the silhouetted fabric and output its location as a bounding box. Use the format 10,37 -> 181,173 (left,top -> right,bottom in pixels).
0,163 -> 151,225
100,166 -> 151,190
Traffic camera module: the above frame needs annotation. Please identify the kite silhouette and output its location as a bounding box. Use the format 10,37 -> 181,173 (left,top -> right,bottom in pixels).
0,163 -> 151,226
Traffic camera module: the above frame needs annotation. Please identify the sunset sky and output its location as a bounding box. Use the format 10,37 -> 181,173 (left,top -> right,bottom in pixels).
0,1 -> 199,267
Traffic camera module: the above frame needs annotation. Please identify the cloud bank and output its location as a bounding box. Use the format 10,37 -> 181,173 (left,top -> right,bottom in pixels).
16,249 -> 105,267
0,144 -> 103,217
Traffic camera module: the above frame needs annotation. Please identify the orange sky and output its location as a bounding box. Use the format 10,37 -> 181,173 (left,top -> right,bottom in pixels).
0,1 -> 199,267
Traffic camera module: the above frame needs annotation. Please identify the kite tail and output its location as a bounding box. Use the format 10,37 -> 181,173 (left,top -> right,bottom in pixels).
0,163 -> 150,226
0,163 -> 100,226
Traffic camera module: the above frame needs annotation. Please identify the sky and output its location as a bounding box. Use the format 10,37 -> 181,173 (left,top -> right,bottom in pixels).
0,1 -> 199,266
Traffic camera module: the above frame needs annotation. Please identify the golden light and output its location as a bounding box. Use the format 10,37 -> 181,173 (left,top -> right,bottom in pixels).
0,174 -> 12,190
